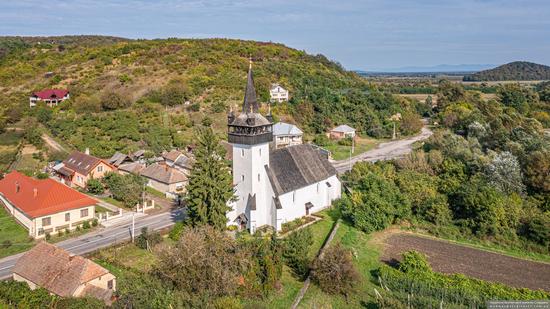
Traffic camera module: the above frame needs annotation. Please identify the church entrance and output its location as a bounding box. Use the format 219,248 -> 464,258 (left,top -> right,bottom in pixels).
305,202 -> 314,216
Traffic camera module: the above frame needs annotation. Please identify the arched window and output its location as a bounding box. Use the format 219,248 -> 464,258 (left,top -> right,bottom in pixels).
241,175 -> 245,182
241,149 -> 245,157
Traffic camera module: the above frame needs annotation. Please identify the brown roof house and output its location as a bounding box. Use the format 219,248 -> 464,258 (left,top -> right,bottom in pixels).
13,242 -> 116,304
140,163 -> 187,199
162,150 -> 194,174
53,150 -> 115,188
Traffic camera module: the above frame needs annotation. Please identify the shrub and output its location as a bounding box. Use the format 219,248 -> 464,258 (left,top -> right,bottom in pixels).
213,296 -> 242,309
1,240 -> 12,249
398,250 -> 431,273
337,137 -> 352,146
283,228 -> 313,279
313,134 -> 330,146
311,243 -> 359,297
45,232 -> 51,241
91,218 -> 99,227
136,227 -> 162,250
82,220 -> 91,229
169,222 -> 185,241
86,178 -> 104,194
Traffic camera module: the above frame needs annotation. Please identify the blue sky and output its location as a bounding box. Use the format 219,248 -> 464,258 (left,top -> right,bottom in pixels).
1,0 -> 549,70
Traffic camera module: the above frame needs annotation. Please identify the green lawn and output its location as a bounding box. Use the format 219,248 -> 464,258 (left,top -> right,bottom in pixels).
324,136 -> 381,161
100,196 -> 125,208
94,243 -> 157,272
145,186 -> 167,199
95,205 -> 111,213
0,207 -> 34,258
299,219 -> 383,308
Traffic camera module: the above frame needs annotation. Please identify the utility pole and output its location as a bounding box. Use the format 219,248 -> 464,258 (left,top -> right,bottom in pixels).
131,213 -> 135,243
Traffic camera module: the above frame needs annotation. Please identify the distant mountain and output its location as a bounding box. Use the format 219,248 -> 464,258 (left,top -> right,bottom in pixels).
360,64 -> 496,73
463,61 -> 550,81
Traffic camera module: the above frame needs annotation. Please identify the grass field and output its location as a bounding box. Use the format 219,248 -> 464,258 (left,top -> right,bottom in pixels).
324,136 -> 381,161
0,207 -> 34,258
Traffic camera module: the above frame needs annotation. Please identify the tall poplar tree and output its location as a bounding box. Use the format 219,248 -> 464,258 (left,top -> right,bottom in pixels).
185,127 -> 235,230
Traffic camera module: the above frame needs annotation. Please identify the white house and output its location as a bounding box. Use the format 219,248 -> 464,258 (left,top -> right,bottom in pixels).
227,65 -> 341,233
269,84 -> 289,103
29,89 -> 70,108
272,122 -> 303,149
330,124 -> 356,140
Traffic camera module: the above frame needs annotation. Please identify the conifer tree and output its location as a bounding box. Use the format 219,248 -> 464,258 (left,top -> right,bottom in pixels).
185,127 -> 234,230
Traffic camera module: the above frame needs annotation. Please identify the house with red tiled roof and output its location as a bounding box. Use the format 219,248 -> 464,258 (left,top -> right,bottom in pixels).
13,242 -> 116,304
29,89 -> 70,108
0,171 -> 97,238
53,150 -> 115,188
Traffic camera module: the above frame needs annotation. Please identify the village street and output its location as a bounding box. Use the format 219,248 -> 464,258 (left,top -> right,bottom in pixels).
332,125 -> 433,173
0,208 -> 184,279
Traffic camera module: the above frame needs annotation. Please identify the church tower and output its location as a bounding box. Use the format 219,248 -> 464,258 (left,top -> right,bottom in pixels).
227,62 -> 273,232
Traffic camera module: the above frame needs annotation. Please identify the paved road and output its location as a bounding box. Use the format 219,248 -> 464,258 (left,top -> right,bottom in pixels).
332,126 -> 433,173
0,209 -> 183,279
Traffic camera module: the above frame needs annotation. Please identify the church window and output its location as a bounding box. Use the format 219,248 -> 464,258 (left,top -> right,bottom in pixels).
258,173 -> 260,182
241,175 -> 245,182
259,148 -> 261,156
317,182 -> 320,193
241,149 -> 245,157
293,191 -> 296,202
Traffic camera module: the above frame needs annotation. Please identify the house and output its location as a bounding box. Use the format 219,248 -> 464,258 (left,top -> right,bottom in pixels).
227,65 -> 341,233
118,162 -> 145,175
29,89 -> 70,108
108,150 -> 146,167
0,171 -> 97,238
272,122 -> 303,149
140,163 -> 187,199
330,124 -> 356,140
53,150 -> 115,188
162,150 -> 194,174
13,242 -> 116,304
269,84 -> 289,103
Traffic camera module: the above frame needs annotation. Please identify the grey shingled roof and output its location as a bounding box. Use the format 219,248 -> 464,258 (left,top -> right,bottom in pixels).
331,124 -> 356,133
243,64 -> 259,113
273,122 -> 303,136
265,144 -> 337,196
228,65 -> 271,127
140,163 -> 187,184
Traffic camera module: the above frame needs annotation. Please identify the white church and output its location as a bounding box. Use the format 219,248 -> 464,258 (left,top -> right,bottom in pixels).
227,65 -> 341,232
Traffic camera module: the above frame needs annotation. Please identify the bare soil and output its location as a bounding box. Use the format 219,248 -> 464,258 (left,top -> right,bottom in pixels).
381,233 -> 550,291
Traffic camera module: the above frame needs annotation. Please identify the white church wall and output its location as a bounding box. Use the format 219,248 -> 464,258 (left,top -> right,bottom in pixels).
275,175 -> 342,231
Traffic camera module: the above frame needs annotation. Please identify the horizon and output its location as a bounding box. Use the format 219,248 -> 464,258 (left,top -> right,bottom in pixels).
1,1 -> 550,70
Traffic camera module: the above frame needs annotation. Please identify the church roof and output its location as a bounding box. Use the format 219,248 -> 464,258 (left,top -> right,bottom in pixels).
243,64 -> 259,113
265,144 -> 337,196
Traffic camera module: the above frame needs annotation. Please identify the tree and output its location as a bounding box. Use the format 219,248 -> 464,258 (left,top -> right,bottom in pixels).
156,225 -> 246,298
524,150 -> 550,193
399,112 -> 423,135
485,151 -> 525,195
398,250 -> 431,273
185,127 -> 234,230
22,118 -> 43,147
100,91 -> 131,110
102,172 -> 144,207
310,243 -> 359,298
497,84 -> 537,114
340,171 -> 410,233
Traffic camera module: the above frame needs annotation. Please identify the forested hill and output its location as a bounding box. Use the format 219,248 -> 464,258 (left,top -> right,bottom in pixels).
463,61 -> 550,81
0,36 -> 422,157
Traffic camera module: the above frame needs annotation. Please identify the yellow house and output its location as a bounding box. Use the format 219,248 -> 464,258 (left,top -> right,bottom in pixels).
13,242 -> 116,304
0,171 -> 97,238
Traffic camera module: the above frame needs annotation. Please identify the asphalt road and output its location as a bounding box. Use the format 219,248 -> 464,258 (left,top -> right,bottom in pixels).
0,209 -> 183,280
332,126 -> 433,173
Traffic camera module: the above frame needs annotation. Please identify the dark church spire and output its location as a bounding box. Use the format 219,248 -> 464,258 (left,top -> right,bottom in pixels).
242,59 -> 259,113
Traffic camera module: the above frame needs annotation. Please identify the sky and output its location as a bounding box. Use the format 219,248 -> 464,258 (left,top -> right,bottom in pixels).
1,0 -> 549,70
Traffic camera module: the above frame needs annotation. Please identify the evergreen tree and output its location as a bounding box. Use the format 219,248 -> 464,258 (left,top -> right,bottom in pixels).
186,127 -> 234,229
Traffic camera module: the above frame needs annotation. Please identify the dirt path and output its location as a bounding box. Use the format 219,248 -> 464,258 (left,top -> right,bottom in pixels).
332,125 -> 433,173
42,133 -> 66,153
380,233 -> 550,291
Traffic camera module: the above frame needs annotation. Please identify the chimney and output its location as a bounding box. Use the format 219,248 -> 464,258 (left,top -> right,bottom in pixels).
33,188 -> 38,198
15,182 -> 20,193
85,148 -> 90,155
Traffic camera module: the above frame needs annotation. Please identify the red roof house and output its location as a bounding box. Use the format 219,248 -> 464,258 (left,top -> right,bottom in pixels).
0,171 -> 97,238
29,89 -> 70,108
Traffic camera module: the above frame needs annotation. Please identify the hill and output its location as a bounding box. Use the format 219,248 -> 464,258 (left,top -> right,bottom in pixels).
463,61 -> 550,81
0,36 -> 419,157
